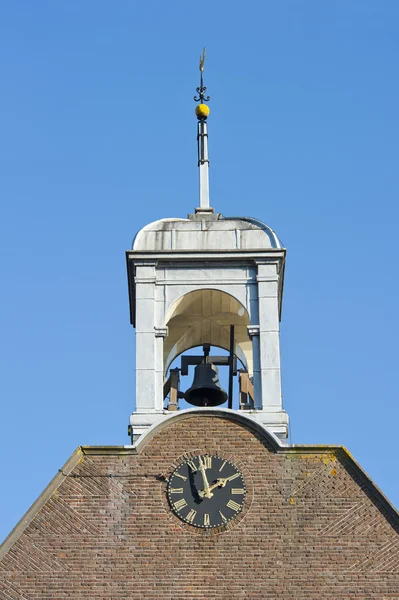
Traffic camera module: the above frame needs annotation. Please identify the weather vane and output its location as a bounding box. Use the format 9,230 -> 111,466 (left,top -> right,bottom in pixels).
194,47 -> 210,104
194,48 -> 211,210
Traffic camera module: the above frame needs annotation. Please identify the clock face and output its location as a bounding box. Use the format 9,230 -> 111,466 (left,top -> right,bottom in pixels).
167,454 -> 246,529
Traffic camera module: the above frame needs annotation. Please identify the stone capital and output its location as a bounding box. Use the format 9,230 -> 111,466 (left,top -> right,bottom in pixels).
247,325 -> 260,339
154,326 -> 168,338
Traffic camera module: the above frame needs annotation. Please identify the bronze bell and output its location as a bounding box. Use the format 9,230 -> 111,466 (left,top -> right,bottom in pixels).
183,362 -> 228,407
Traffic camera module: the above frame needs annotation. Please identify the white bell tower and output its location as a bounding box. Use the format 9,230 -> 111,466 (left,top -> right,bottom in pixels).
126,50 -> 289,442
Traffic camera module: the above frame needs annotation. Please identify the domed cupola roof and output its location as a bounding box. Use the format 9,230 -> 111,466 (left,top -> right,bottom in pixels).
132,215 -> 283,252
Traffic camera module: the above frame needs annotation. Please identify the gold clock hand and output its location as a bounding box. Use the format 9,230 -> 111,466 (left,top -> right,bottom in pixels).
207,474 -> 239,490
198,456 -> 213,498
222,473 -> 240,484
198,477 -> 228,498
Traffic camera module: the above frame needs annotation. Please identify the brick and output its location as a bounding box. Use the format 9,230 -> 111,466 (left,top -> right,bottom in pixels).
0,414 -> 398,598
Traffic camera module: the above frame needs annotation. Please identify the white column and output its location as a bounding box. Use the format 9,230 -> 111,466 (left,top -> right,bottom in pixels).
134,263 -> 160,413
257,262 -> 282,412
154,326 -> 168,409
247,325 -> 262,409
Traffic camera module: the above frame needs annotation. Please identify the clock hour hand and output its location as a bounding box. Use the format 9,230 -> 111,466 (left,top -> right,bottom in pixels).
218,473 -> 240,486
199,474 -> 237,495
198,479 -> 220,497
198,476 -> 230,498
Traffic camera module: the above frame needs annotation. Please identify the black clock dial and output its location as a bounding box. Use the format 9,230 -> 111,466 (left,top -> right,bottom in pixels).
167,454 -> 246,528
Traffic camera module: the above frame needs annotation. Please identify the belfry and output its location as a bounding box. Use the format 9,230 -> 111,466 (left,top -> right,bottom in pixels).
1,51 -> 398,599
127,49 -> 288,441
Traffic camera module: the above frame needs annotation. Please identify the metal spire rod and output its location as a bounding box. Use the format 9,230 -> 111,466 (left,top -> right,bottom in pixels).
194,48 -> 213,213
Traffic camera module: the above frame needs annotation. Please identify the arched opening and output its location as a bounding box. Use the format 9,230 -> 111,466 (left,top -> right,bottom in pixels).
166,344 -> 247,410
163,289 -> 252,377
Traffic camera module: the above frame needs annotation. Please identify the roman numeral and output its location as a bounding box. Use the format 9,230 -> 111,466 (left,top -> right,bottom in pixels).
203,513 -> 210,526
174,472 -> 187,481
169,488 -> 183,494
174,498 -> 187,511
186,509 -> 197,523
226,499 -> 241,512
231,488 -> 245,495
186,459 -> 197,472
219,510 -> 227,522
227,472 -> 240,482
203,456 -> 212,469
219,460 -> 227,472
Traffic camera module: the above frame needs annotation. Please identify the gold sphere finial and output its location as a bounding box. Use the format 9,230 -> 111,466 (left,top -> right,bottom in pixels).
196,103 -> 210,120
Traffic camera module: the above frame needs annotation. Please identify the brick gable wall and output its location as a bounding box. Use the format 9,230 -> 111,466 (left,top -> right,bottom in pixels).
1,414 -> 398,599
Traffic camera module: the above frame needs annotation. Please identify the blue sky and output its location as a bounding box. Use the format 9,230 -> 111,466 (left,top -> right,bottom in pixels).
1,1 -> 398,542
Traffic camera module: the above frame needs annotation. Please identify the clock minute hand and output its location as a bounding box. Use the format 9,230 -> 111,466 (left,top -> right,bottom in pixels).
198,456 -> 213,498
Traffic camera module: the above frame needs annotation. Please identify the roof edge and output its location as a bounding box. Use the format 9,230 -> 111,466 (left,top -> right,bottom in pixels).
283,443 -> 399,525
0,447 -> 84,558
